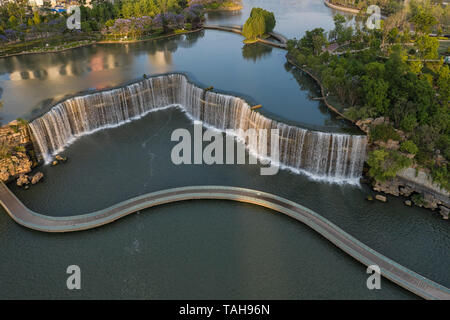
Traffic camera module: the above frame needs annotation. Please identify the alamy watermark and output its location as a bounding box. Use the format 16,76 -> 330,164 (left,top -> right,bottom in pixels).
366,5 -> 382,30
66,265 -> 81,290
366,265 -> 381,290
66,6 -> 81,30
170,121 -> 280,175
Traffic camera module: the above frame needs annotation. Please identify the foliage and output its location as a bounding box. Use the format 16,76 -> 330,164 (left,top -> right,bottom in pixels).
370,124 -> 400,142
400,140 -> 419,154
242,7 -> 275,40
430,163 -> 450,191
367,149 -> 412,181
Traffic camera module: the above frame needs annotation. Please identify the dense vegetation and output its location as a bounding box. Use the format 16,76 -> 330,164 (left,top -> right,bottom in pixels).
328,0 -> 449,34
242,7 -> 275,41
0,0 -> 205,53
287,1 -> 449,190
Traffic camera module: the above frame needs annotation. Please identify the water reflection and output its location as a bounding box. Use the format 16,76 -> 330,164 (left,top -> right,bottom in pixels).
3,32 -> 206,84
241,43 -> 273,62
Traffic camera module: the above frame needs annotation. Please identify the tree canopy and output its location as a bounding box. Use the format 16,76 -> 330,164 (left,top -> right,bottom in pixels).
242,7 -> 275,40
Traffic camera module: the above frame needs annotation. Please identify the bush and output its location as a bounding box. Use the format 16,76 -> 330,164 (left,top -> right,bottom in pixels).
370,123 -> 400,142
400,140 -> 419,155
367,149 -> 412,182
431,164 -> 450,191
411,193 -> 425,206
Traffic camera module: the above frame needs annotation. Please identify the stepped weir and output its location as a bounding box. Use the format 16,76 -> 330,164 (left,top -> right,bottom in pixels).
29,74 -> 367,183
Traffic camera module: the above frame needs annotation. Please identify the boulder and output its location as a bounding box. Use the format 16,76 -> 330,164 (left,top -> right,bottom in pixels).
55,155 -> 67,162
51,160 -> 58,166
17,174 -> 29,186
399,186 -> 414,197
375,194 -> 387,202
405,200 -> 412,206
31,172 -> 44,184
374,139 -> 400,150
373,179 -> 400,196
439,206 -> 449,220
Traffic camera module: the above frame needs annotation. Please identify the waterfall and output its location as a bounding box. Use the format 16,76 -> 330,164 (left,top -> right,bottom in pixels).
29,73 -> 367,183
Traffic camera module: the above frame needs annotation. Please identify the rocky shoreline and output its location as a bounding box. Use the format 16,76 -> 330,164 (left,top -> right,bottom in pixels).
287,55 -> 449,220
356,117 -> 449,220
0,120 -> 37,182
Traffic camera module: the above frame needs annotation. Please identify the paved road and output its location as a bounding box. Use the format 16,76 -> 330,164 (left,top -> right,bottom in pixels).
0,182 -> 449,300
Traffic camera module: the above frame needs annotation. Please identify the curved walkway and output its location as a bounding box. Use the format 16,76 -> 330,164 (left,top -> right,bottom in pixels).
0,182 -> 449,300
203,25 -> 287,48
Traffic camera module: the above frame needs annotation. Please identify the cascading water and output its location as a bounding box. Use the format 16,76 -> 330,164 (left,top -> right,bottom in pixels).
29,74 -> 367,183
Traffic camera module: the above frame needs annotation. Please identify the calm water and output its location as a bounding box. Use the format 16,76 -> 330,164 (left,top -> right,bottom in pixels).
0,0 -> 448,299
0,1 -> 355,132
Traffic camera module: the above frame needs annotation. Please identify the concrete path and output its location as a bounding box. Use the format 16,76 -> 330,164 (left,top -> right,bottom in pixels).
203,25 -> 287,48
0,182 -> 449,300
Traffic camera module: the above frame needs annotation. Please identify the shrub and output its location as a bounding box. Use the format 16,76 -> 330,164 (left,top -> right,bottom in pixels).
400,140 -> 419,155
411,193 -> 425,206
367,149 -> 412,181
431,164 -> 450,191
370,123 -> 400,142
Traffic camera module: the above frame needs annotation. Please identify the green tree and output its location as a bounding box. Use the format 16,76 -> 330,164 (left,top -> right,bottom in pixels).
367,149 -> 412,181
242,7 -> 276,41
400,140 -> 419,154
410,5 -> 438,34
416,35 -> 439,60
32,11 -> 41,25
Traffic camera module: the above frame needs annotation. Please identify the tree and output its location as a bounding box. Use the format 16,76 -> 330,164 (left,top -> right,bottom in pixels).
416,35 -> 439,60
410,5 -> 438,34
242,7 -> 276,41
32,11 -> 40,25
367,149 -> 412,181
298,28 -> 327,56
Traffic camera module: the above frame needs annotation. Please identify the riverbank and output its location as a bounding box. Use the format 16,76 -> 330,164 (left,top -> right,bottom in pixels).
0,39 -> 97,59
286,54 -> 355,124
0,120 -> 38,183
323,0 -> 361,14
285,56 -> 449,220
0,29 -> 204,59
205,4 -> 243,12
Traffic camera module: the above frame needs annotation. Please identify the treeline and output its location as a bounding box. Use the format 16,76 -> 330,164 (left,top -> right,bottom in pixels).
287,13 -> 449,189
79,0 -> 199,32
0,0 -> 205,42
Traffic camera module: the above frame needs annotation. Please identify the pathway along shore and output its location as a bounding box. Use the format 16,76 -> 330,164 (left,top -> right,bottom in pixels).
0,182 -> 449,300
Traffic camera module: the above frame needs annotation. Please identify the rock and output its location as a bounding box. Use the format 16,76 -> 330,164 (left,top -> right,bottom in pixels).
52,160 -> 58,166
31,172 -> 44,184
373,179 -> 400,196
405,200 -> 412,206
24,185 -> 29,190
439,206 -> 449,220
372,117 -> 388,126
355,118 -> 373,134
55,155 -> 67,162
375,194 -> 387,202
366,195 -> 374,201
399,186 -> 414,197
16,174 -> 29,186
374,139 -> 400,150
